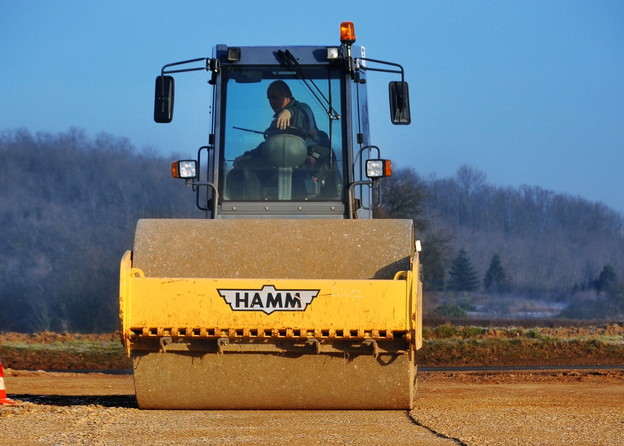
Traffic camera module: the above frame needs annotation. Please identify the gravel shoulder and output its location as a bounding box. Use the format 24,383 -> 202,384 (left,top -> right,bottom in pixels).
414,370 -> 624,446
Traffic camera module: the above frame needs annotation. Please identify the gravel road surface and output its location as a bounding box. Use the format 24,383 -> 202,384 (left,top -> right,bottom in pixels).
1,369 -> 622,445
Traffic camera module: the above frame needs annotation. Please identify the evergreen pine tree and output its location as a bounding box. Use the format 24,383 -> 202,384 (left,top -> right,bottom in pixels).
592,264 -> 617,293
447,248 -> 480,292
483,253 -> 510,293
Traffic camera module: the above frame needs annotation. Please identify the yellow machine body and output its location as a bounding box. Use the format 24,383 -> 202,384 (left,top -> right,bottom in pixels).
119,219 -> 422,409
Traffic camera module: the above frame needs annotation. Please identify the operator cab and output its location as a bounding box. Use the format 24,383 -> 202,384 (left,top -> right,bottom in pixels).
160,22 -> 410,219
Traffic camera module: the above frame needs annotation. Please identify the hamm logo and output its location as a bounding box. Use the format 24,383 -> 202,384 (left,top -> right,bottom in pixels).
217,285 -> 320,315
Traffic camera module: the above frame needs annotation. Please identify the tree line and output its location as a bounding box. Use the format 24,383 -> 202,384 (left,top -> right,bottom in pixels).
0,129 -> 196,332
378,165 -> 624,319
1,130 -> 622,332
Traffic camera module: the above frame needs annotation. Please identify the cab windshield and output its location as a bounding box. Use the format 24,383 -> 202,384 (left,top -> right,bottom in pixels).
221,66 -> 344,201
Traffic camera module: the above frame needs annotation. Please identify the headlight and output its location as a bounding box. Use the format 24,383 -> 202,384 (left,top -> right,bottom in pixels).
326,47 -> 340,60
171,160 -> 197,179
365,159 -> 392,179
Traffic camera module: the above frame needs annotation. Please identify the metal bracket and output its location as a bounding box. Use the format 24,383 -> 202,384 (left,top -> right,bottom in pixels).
217,337 -> 229,354
159,336 -> 172,353
364,339 -> 379,359
305,338 -> 321,354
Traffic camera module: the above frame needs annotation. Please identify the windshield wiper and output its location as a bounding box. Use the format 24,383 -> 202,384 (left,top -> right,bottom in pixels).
232,126 -> 265,136
277,50 -> 340,121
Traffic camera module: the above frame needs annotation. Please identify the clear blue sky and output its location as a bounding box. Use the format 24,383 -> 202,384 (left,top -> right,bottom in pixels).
3,0 -> 624,214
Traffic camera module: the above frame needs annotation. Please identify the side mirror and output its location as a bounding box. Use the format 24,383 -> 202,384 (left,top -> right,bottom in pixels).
389,81 -> 411,125
154,75 -> 174,123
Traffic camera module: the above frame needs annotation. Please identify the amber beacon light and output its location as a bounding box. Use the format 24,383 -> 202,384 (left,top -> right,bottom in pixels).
340,21 -> 356,45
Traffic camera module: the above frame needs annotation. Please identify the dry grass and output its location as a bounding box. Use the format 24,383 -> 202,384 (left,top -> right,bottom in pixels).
1,324 -> 622,370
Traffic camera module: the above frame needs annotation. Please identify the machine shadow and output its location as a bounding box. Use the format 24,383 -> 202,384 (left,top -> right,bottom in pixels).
10,394 -> 138,408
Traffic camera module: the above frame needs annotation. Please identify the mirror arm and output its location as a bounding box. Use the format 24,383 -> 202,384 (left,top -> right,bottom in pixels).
160,57 -> 217,75
355,57 -> 405,83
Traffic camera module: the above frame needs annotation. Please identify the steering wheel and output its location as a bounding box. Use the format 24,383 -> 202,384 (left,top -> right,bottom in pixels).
264,126 -> 308,140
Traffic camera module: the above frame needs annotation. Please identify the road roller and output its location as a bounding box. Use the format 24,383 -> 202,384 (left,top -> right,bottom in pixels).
119,22 -> 422,409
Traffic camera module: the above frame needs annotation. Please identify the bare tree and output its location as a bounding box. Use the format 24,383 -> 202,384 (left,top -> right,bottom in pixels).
455,165 -> 486,197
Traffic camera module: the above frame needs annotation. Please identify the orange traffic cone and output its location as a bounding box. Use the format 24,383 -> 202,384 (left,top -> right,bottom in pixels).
0,358 -> 16,405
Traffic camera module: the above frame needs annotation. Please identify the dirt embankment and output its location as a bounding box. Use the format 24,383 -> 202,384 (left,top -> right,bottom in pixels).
1,324 -> 622,370
0,332 -> 129,370
417,323 -> 624,367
